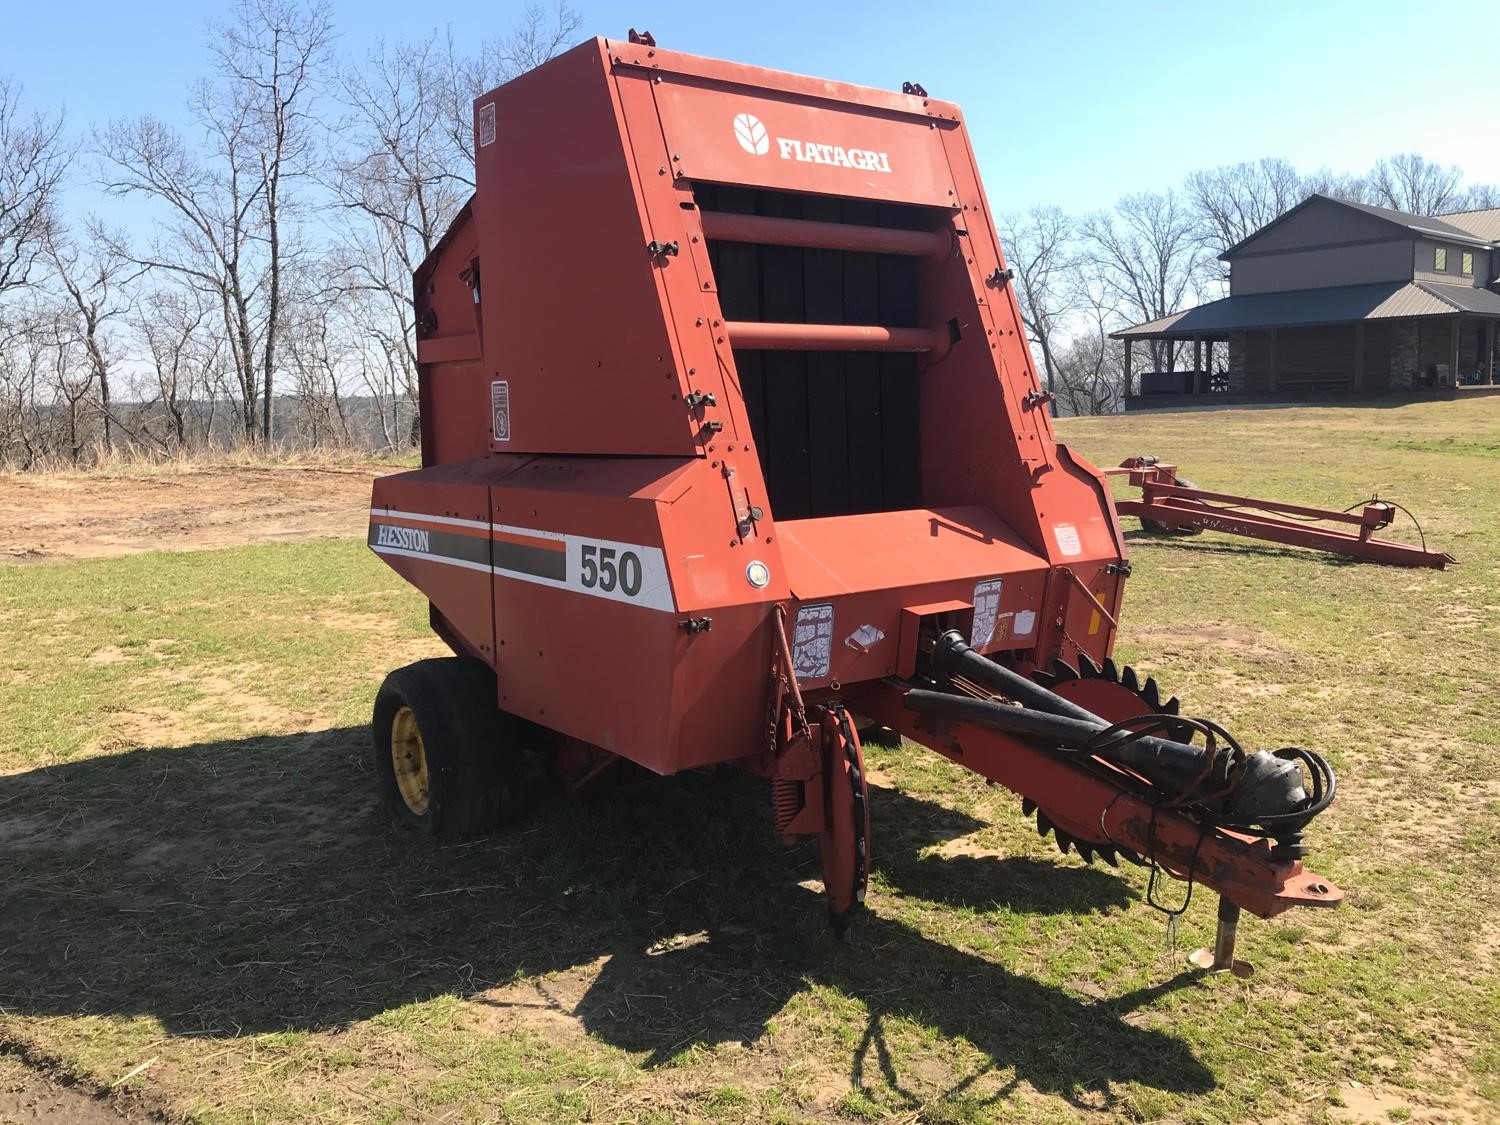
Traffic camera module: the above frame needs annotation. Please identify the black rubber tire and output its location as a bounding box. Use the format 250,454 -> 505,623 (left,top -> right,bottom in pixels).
1139,476 -> 1203,536
371,657 -> 519,839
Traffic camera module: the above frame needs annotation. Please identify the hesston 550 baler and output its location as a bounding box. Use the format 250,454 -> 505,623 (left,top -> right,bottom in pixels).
367,34 -> 1342,971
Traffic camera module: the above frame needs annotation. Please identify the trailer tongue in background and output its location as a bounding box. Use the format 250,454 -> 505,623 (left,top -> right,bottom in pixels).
367,32 -> 1342,977
1108,456 -> 1455,568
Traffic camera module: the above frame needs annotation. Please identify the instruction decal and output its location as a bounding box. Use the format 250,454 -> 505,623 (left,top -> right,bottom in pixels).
1053,522 -> 1082,557
491,380 -> 511,442
1014,609 -> 1037,637
970,578 -> 1004,648
792,603 -> 835,680
478,102 -> 496,148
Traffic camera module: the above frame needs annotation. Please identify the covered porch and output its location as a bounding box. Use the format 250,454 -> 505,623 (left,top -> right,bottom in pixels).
1114,281 -> 1500,406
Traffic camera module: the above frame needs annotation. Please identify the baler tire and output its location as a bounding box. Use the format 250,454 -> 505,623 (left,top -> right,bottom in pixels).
371,657 -> 519,840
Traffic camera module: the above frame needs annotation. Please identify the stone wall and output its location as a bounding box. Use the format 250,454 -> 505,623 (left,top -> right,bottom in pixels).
1390,321 -> 1418,389
1226,332 -> 1247,392
1459,321 -> 1481,381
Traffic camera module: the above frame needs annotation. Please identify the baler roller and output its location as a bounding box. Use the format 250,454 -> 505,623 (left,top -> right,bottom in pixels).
724,321 -> 952,357
699,210 -> 952,258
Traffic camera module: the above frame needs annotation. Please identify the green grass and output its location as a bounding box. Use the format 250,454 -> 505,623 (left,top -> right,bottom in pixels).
1,399 -> 1498,1122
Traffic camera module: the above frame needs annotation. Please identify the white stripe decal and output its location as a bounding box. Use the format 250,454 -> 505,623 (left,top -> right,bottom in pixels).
493,522 -> 565,542
371,534 -> 677,612
372,508 -> 490,531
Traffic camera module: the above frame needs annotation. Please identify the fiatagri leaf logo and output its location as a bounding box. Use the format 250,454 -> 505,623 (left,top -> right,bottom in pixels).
731,112 -> 891,173
733,113 -> 769,155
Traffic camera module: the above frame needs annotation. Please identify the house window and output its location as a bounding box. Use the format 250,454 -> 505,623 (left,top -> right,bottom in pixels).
1462,251 -> 1474,276
1435,247 -> 1448,271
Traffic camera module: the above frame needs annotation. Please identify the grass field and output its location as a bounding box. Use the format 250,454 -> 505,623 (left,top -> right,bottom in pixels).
1,399 -> 1497,1123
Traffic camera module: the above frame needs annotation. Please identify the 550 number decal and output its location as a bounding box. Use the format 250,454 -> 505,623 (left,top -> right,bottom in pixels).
579,543 -> 644,597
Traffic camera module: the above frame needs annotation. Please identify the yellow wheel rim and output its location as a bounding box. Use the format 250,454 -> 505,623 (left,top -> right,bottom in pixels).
391,705 -> 430,815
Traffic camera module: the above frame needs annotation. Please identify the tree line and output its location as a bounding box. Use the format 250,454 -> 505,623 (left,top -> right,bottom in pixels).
1001,156 -> 1499,416
0,0 -> 579,467
4,6 -> 1498,469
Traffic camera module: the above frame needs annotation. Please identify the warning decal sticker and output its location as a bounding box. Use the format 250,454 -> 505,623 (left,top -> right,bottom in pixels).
792,603 -> 835,680
1053,523 -> 1082,557
478,103 -> 496,148
491,380 -> 511,442
970,578 -> 1004,648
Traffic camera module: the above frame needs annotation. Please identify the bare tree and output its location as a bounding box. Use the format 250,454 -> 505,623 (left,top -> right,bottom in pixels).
0,78 -> 68,299
134,288 -> 219,452
332,34 -> 464,444
1457,183 -> 1500,211
1083,190 -> 1205,377
999,206 -> 1075,401
331,8 -> 579,444
212,0 -> 335,442
1185,158 -> 1307,281
1302,166 -> 1370,205
1368,153 -> 1466,215
0,307 -> 52,467
100,105 -> 264,441
279,262 -> 352,448
1052,272 -> 1128,417
99,0 -> 332,446
45,222 -> 128,453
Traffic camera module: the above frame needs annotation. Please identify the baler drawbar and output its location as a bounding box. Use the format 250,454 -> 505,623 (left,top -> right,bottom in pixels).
366,33 -> 1343,979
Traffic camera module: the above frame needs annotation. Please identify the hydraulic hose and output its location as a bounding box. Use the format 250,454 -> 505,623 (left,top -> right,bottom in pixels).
918,632 -> 1322,826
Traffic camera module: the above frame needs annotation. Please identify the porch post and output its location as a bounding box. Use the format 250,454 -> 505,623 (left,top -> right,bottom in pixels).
1268,327 -> 1279,392
1123,338 -> 1133,398
1487,320 -> 1496,385
1450,318 -> 1461,386
1193,337 -> 1203,393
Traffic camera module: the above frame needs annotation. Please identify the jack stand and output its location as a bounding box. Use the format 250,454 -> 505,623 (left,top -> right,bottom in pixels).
1189,896 -> 1254,978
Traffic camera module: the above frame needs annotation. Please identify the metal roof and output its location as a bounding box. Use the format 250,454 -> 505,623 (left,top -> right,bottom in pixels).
1113,281 -> 1500,339
1330,197 -> 1494,246
1438,207 -> 1500,242
1424,281 -> 1500,315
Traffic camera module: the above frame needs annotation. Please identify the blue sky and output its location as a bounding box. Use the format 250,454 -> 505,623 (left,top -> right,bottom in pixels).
7,0 -> 1500,226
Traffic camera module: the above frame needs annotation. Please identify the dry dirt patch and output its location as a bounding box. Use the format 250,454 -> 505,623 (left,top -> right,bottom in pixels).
0,463 -> 391,563
0,1052 -> 141,1123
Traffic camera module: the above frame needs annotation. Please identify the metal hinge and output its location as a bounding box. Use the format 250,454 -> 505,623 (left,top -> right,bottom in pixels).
1024,390 -> 1055,410
680,617 -> 712,634
902,81 -> 928,96
989,266 -> 1014,287
647,240 -> 679,257
1106,562 -> 1133,577
685,390 -> 717,409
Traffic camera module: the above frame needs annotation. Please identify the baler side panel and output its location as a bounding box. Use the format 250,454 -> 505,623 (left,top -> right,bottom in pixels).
473,41 -> 700,457
369,468 -> 498,665
413,206 -> 488,467
933,122 -> 1128,567
487,454 -> 787,773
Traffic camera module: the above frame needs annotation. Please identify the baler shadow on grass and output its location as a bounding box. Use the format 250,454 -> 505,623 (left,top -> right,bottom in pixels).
0,727 -> 1213,1108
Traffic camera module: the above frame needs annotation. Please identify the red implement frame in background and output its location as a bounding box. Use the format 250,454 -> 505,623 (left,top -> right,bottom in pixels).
1105,458 -> 1455,569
